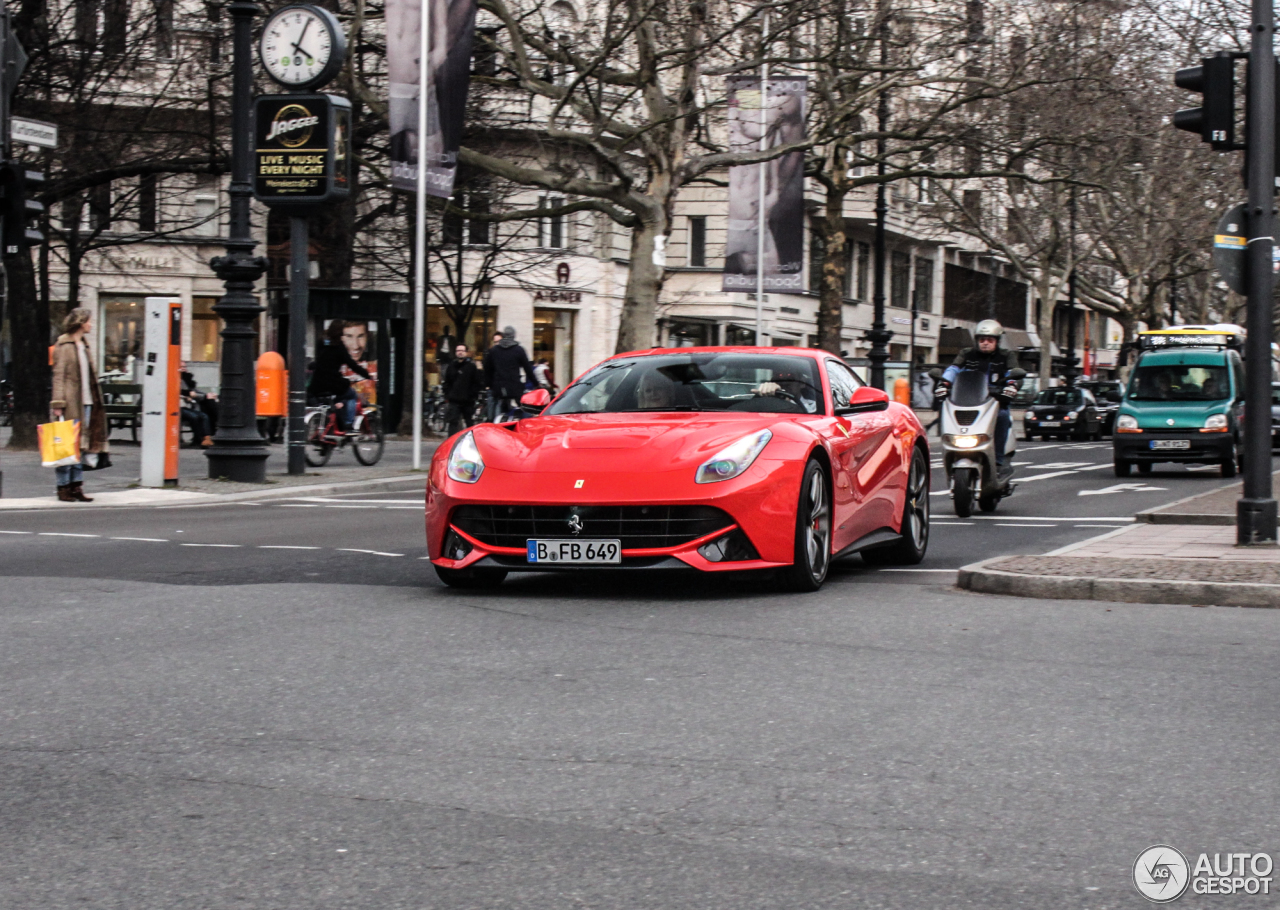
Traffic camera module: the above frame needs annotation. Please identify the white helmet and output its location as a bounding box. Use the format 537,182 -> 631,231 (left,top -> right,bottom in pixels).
974,319 -> 1004,340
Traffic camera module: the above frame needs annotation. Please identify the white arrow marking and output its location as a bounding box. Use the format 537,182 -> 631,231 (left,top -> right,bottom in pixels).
1078,483 -> 1168,496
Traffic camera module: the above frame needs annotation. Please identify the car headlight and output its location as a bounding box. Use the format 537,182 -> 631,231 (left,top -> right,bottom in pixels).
1116,414 -> 1139,432
1203,413 -> 1229,431
446,431 -> 485,483
695,430 -> 772,484
944,434 -> 990,449
1025,413 -> 1037,420
1064,411 -> 1077,420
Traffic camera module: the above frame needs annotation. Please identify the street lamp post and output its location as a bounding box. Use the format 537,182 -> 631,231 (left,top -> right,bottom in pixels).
1062,188 -> 1079,389
206,0 -> 269,482
866,25 -> 893,389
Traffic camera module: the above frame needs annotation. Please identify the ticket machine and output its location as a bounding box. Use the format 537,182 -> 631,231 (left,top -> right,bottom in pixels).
140,297 -> 181,488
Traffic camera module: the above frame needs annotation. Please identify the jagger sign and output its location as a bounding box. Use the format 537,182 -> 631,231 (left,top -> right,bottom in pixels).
253,94 -> 351,208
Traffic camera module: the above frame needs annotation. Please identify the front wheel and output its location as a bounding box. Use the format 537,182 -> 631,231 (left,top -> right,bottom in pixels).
780,460 -> 831,592
353,413 -> 385,465
304,411 -> 333,467
953,467 -> 975,518
434,564 -> 508,588
1114,458 -> 1131,477
862,447 -> 930,566
979,490 -> 1000,513
1222,453 -> 1238,478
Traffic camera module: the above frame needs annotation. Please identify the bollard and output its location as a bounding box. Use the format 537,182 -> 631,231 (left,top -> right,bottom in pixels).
255,351 -> 286,417
893,376 -> 910,405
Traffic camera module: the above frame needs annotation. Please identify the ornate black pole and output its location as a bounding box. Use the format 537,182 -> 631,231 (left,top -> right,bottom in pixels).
206,0 -> 270,482
1063,187 -> 1079,388
866,21 -> 893,390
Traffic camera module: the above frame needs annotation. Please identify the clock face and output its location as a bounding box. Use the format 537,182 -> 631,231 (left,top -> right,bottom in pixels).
260,6 -> 341,88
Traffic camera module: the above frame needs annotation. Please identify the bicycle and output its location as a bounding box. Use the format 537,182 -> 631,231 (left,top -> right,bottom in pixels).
424,384 -> 449,435
303,395 -> 384,467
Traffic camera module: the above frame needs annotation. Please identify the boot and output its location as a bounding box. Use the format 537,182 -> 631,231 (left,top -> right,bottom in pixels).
56,484 -> 75,502
200,436 -> 214,447
69,481 -> 93,502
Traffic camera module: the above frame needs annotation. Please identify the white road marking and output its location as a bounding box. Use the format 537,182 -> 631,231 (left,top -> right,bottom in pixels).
968,515 -> 1134,521
876,568 -> 957,573
279,503 -> 321,508
259,545 -> 321,550
181,543 -> 241,548
38,532 -> 99,538
338,548 -> 404,557
996,523 -> 1060,527
290,498 -> 422,504
1076,525 -> 1129,529
931,521 -> 974,526
1078,483 -> 1167,496
110,537 -> 168,542
0,530 -> 33,534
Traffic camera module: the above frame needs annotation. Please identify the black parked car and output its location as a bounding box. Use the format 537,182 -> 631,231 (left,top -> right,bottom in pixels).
1079,380 -> 1122,435
1023,386 -> 1103,441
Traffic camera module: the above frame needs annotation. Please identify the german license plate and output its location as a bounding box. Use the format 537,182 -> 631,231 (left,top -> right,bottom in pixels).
1150,439 -> 1190,450
527,539 -> 622,564
1040,421 -> 1060,427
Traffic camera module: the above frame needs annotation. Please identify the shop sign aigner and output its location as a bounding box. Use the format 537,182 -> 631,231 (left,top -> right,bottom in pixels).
253,93 -> 351,210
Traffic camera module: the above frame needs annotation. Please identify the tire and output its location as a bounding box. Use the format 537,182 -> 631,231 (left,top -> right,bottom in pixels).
1222,454 -> 1237,478
353,413 -> 385,465
1137,462 -> 1152,475
779,460 -> 832,592
434,564 -> 508,588
979,490 -> 1000,512
953,466 -> 975,518
304,410 -> 333,467
1114,458 -> 1131,477
862,446 -> 930,566
1024,431 -> 1035,442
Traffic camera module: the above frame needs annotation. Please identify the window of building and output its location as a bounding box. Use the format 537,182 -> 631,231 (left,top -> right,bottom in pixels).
913,256 -> 934,313
75,0 -> 98,47
725,325 -> 756,346
156,0 -> 175,57
539,196 -> 565,249
473,27 -> 499,76
103,0 -> 128,56
963,189 -> 982,223
890,250 -> 911,308
137,174 -> 157,233
856,242 -> 870,301
89,183 -> 112,231
192,177 -> 219,236
191,297 -> 223,363
689,216 -> 706,267
468,191 -> 491,245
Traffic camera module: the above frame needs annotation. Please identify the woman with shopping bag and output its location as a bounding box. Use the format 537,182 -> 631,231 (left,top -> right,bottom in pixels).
49,307 -> 107,502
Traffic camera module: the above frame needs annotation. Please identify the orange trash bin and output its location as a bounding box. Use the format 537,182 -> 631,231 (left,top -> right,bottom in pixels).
893,376 -> 910,405
256,351 -> 286,417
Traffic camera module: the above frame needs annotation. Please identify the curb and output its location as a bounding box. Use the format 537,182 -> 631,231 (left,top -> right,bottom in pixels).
957,556 -> 1280,608
0,473 -> 425,511
1135,512 -> 1234,526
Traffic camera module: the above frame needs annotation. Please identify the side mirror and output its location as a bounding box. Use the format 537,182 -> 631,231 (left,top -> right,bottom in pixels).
1009,368 -> 1026,380
520,388 -> 551,414
836,386 -> 891,415
928,368 -> 943,380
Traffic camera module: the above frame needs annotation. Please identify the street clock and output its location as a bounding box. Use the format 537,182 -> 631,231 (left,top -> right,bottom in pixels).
259,4 -> 346,91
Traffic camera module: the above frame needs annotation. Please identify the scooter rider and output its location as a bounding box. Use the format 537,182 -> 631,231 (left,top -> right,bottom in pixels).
936,319 -> 1021,471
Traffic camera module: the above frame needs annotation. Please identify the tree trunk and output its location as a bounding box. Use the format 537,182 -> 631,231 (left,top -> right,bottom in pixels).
6,250 -> 49,450
615,215 -> 668,353
1035,277 -> 1058,388
817,186 -> 848,354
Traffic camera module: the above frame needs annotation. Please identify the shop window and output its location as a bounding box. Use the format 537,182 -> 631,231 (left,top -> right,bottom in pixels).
725,325 -> 756,346
191,297 -> 222,363
101,296 -> 146,378
689,216 -> 706,267
667,320 -> 714,347
534,308 -> 574,387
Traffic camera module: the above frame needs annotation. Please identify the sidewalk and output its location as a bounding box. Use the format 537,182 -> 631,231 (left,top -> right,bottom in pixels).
959,479 -> 1280,608
0,427 -> 439,509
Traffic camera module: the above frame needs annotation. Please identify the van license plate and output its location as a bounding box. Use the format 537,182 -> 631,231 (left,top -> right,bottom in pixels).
527,539 -> 622,564
1150,440 -> 1190,450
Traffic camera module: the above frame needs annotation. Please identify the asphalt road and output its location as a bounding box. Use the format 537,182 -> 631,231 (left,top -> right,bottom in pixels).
1,444 -> 1277,908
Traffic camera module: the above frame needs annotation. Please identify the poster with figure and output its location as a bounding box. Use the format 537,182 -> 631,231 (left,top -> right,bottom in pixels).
324,319 -> 380,405
387,0 -> 478,197
722,76 -> 808,294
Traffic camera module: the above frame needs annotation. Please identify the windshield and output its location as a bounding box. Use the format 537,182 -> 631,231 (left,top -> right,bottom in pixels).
1036,389 -> 1083,407
950,370 -> 993,407
1129,365 -> 1230,401
545,352 -> 824,415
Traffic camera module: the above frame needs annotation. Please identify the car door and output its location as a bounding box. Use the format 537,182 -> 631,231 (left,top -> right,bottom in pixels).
825,360 -> 895,549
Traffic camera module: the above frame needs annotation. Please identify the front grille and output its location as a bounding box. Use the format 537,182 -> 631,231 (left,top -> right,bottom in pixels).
453,504 -> 735,550
953,409 -> 980,425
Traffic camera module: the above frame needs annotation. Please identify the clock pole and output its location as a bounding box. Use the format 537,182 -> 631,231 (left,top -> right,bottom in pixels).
206,0 -> 270,482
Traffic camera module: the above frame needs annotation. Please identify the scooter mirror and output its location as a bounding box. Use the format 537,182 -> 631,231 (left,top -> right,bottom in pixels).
1008,368 -> 1026,380
928,368 -> 943,380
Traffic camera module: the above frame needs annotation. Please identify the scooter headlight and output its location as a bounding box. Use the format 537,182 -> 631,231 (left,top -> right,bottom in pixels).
446,431 -> 485,483
944,434 -> 990,449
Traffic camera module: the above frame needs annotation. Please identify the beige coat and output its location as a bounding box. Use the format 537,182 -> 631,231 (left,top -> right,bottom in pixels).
50,334 -> 107,453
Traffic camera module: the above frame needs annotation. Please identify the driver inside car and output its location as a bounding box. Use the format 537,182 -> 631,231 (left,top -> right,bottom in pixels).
753,372 -> 819,413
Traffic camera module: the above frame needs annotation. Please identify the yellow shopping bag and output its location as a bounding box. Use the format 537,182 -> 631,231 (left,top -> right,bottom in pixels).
38,419 -> 81,467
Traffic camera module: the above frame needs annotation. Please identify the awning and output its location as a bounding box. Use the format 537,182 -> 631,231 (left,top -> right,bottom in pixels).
939,326 -> 973,350
1005,328 -> 1034,350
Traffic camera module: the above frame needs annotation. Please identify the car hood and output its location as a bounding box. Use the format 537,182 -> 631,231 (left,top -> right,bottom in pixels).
467,412 -> 791,474
1121,398 -> 1229,428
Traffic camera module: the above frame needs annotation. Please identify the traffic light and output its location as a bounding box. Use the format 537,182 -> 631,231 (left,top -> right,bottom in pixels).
0,160 -> 43,256
1174,52 -> 1239,150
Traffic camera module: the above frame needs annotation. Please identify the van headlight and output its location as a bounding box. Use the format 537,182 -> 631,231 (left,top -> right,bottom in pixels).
446,431 -> 485,483
1115,414 -> 1139,432
1203,413 -> 1229,432
695,430 -> 772,483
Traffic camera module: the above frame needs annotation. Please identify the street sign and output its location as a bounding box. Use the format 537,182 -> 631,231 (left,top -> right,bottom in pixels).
1212,203 -> 1280,294
252,93 -> 351,210
11,117 -> 56,149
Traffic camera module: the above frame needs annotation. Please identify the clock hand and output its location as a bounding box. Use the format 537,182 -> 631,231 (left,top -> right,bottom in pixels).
290,19 -> 311,56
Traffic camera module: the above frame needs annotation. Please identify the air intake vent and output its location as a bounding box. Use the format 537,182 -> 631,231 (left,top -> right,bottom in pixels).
953,409 -> 980,426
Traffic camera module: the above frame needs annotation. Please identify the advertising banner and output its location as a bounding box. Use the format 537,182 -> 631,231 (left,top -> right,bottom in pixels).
722,76 -> 808,294
253,94 -> 351,207
387,0 -> 478,197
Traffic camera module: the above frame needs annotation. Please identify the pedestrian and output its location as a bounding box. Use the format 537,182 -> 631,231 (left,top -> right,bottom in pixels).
179,361 -> 217,447
483,326 -> 536,422
442,343 -> 484,434
533,357 -> 556,393
481,331 -> 504,421
50,307 -> 108,502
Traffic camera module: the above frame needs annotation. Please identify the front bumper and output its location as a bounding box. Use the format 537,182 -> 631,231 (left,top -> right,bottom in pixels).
1113,431 -> 1234,463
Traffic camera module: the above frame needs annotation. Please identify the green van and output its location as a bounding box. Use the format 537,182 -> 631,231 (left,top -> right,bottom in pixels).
1112,336 -> 1244,478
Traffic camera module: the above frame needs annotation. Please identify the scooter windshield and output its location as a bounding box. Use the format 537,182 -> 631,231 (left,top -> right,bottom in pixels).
950,370 -> 991,407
